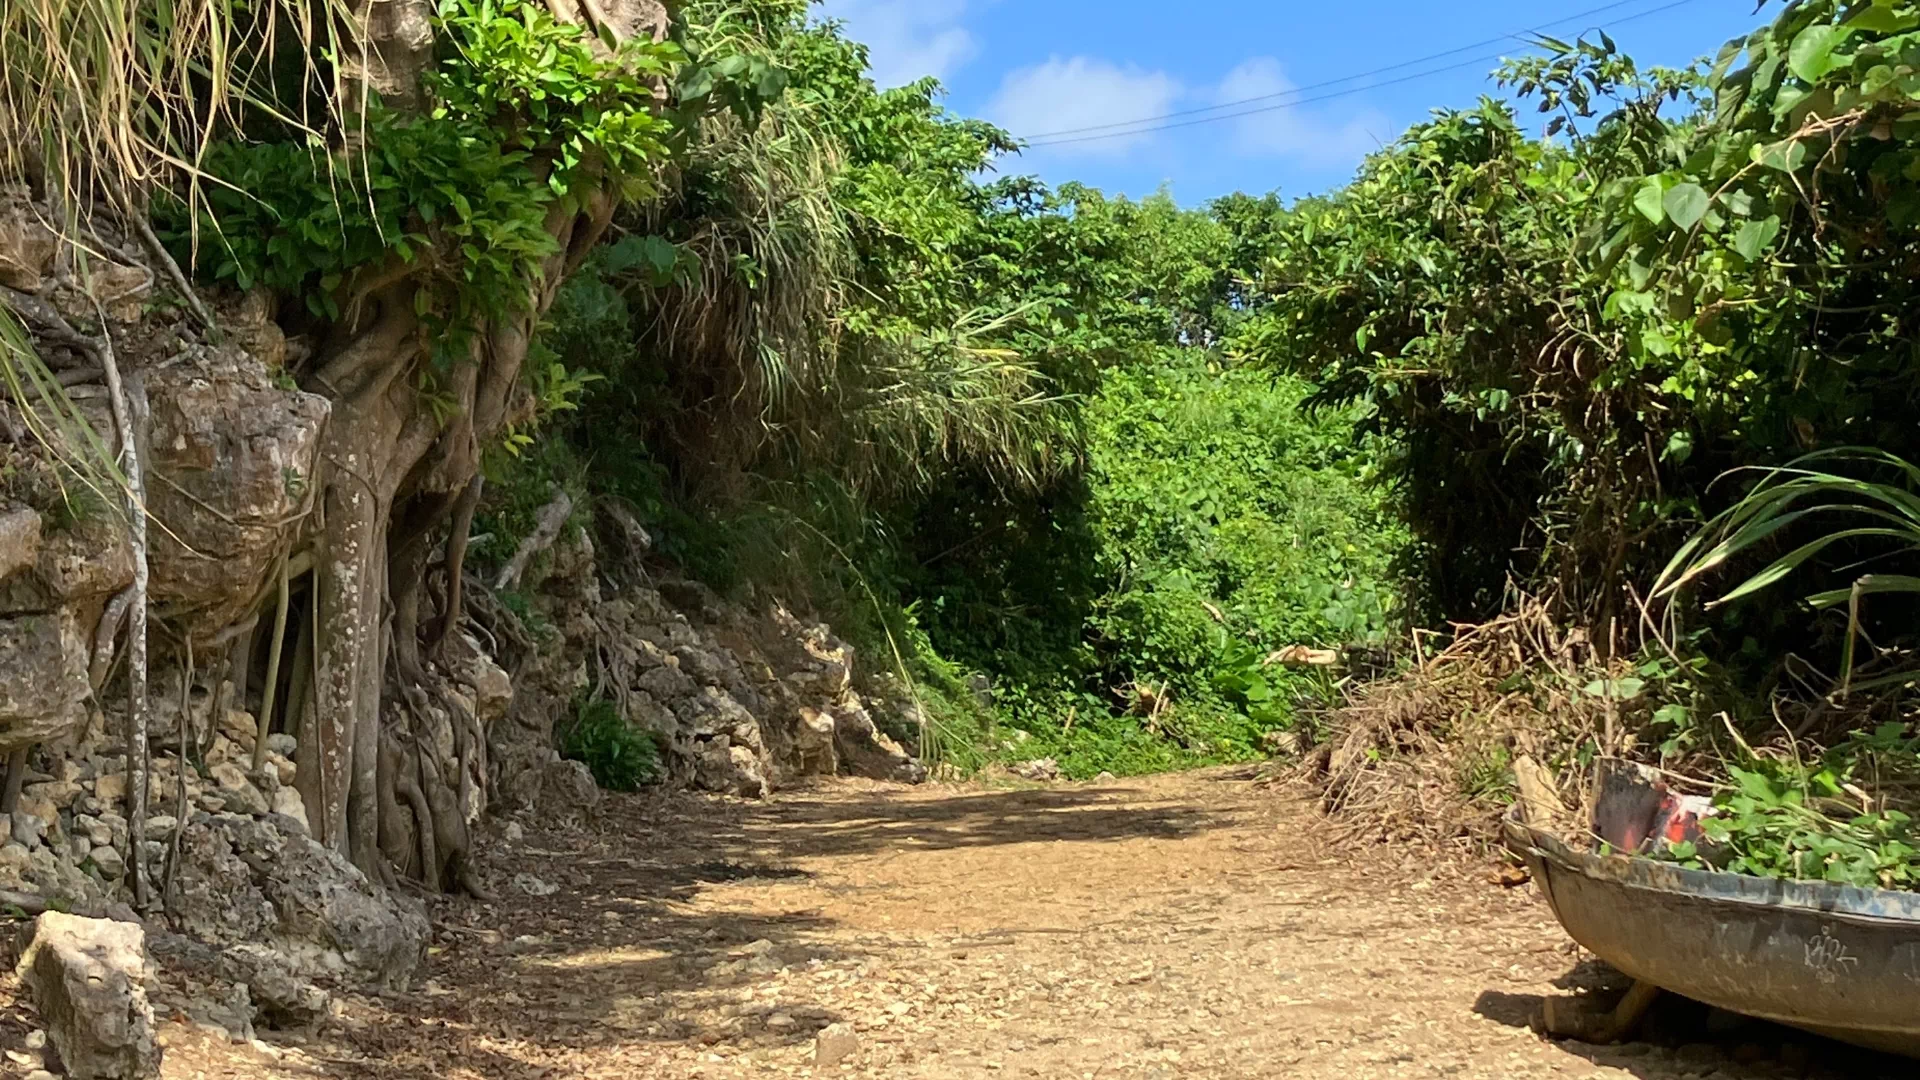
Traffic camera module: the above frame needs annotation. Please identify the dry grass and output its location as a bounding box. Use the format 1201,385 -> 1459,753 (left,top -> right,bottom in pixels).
1304,595 -> 1635,851
0,0 -> 354,228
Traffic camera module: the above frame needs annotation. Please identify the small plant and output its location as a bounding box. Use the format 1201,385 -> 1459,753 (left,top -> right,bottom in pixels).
561,697 -> 663,792
1457,744 -> 1515,804
1652,724 -> 1920,890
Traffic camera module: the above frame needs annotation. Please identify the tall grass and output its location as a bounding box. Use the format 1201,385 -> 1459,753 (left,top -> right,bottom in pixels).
0,0 -> 348,224
628,1 -> 1069,506
0,302 -> 127,516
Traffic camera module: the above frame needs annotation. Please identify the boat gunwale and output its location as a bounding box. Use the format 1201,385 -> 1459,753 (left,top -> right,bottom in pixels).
1503,812 -> 1920,927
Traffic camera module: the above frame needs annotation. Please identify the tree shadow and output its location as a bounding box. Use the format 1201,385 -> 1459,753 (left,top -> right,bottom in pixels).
740,783 -> 1242,860
271,780 -> 1245,1078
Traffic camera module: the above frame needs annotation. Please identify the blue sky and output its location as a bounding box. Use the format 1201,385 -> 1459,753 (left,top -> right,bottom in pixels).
813,0 -> 1769,203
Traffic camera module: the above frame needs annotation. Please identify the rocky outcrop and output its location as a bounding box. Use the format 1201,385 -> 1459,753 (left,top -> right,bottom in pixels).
0,605 -> 93,754
140,348 -> 328,646
0,516 -> 134,754
167,811 -> 428,989
0,186 -> 59,293
13,911 -> 161,1080
0,506 -> 38,580
496,530 -> 925,801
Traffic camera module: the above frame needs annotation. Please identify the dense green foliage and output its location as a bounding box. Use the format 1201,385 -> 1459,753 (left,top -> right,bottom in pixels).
501,0 -> 1403,775
158,0 -> 1920,802
1231,1 -> 1920,685
1652,722 -> 1920,889
161,0 -> 681,360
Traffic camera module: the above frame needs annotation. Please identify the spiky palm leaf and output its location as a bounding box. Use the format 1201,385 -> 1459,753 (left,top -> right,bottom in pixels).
1656,448 -> 1920,692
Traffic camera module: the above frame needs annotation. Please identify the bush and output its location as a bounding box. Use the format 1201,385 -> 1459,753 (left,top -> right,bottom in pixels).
560,698 -> 664,792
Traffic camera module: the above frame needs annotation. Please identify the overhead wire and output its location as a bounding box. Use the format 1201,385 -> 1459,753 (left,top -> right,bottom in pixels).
1014,0 -> 1665,141
1016,0 -> 1706,149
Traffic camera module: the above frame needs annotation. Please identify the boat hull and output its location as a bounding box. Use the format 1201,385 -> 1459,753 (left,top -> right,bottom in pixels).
1506,816 -> 1920,1058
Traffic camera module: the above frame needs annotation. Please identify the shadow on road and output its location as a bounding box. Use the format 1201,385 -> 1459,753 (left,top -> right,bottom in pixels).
285,779 -> 1247,1078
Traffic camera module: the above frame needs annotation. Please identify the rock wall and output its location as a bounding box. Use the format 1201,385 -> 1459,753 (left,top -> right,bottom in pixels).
492,531 -> 925,804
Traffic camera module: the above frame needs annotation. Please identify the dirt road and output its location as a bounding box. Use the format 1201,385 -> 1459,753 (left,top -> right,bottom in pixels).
15,768 -> 1913,1078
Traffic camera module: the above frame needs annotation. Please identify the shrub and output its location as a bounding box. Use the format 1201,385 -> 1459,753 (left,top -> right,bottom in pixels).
561,698 -> 664,792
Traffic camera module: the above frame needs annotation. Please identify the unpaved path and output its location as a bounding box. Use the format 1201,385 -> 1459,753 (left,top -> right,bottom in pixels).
10,768 -> 1911,1078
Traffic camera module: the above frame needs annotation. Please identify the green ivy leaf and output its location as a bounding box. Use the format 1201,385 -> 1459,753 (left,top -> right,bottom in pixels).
1788,24 -> 1841,83
1583,677 -> 1646,700
1752,137 -> 1808,173
1633,178 -> 1667,224
1663,183 -> 1711,231
1731,214 -> 1782,260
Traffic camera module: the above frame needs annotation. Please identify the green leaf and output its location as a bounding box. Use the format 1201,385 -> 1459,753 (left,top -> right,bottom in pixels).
1804,574 -> 1920,608
1788,24 -> 1841,83
1653,702 -> 1691,727
1633,179 -> 1667,224
1583,677 -> 1646,700
1753,137 -> 1809,172
1731,214 -> 1782,260
1663,183 -> 1711,231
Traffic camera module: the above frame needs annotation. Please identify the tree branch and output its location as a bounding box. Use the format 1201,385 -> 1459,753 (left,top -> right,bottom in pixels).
493,488 -> 572,592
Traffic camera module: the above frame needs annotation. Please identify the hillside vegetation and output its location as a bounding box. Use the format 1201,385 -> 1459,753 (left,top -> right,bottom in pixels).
501,0 -> 1920,815
7,0 -> 1920,892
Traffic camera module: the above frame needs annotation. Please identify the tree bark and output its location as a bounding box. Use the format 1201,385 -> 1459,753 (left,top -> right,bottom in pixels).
432,475 -> 484,657
286,158 -> 621,889
1,747 -> 28,815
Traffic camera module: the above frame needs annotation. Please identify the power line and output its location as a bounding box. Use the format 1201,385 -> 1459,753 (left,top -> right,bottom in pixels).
1014,0 -> 1663,141
1016,0 -> 1704,148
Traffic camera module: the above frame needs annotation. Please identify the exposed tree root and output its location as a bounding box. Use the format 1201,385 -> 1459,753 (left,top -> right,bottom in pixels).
93,289 -> 152,909
1,747 -> 27,815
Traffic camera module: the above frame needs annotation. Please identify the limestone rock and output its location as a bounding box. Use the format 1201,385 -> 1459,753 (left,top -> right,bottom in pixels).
461,640 -> 514,727
0,518 -> 134,618
692,739 -> 769,799
185,981 -> 254,1043
0,506 -> 41,582
270,787 -> 310,833
223,943 -> 332,1026
12,809 -> 49,848
208,762 -> 270,816
13,912 -> 161,1080
25,780 -> 82,809
141,349 -> 330,647
813,1022 -> 860,1069
0,190 -> 58,292
90,843 -> 126,881
834,704 -> 927,784
0,608 -> 93,753
147,934 -> 330,1031
540,759 -> 602,814
168,814 -> 427,988
1009,757 -> 1060,782
94,773 -> 128,804
0,841 -> 31,887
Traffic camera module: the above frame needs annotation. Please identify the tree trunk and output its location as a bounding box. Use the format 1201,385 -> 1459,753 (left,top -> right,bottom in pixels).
286,187 -> 617,889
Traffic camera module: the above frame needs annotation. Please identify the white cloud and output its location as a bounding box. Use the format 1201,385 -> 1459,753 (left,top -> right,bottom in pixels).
987,57 -> 1183,159
1213,57 -> 1388,166
815,0 -> 978,89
